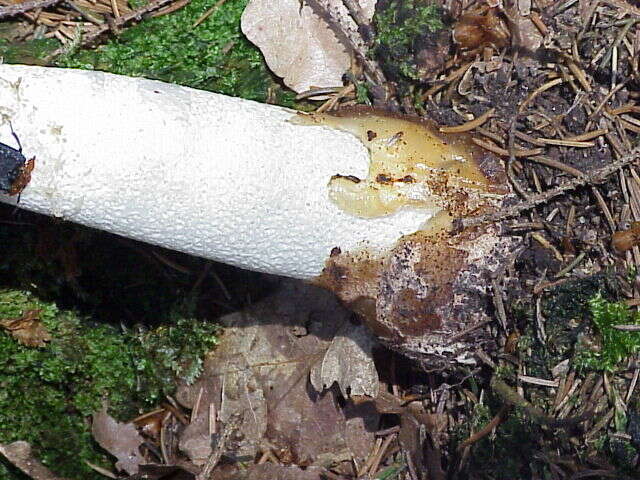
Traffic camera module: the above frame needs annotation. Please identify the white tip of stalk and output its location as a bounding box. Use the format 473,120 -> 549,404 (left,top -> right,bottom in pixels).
0,65 -> 430,279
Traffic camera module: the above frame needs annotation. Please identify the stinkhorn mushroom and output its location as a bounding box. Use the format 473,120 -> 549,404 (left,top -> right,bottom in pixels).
0,65 -> 516,363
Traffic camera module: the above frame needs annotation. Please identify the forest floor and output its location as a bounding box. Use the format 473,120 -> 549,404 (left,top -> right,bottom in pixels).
0,0 -> 640,479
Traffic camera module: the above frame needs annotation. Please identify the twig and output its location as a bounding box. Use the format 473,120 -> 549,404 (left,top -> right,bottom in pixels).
295,86 -> 343,100
367,432 -> 397,476
439,108 -> 495,133
0,0 -> 61,19
197,415 -> 240,480
528,155 -> 584,177
472,137 -> 544,157
457,406 -> 510,451
82,0 -> 178,44
554,251 -> 586,278
460,146 -> 640,229
192,0 -> 225,28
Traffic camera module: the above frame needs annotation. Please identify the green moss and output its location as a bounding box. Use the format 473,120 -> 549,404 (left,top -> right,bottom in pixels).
575,294 -> 640,371
55,0 -> 294,104
515,274 -> 619,378
451,403 -> 547,479
373,0 -> 444,82
0,38 -> 58,64
127,300 -> 219,395
0,288 -> 218,479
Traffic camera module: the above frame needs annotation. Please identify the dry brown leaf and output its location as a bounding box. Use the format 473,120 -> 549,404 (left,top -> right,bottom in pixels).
0,441 -> 69,480
92,405 -> 144,475
310,321 -> 379,397
241,0 -> 376,94
176,280 -> 378,468
0,309 -> 51,347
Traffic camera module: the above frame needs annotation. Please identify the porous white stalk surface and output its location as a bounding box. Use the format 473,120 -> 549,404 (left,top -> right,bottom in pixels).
0,65 -> 431,279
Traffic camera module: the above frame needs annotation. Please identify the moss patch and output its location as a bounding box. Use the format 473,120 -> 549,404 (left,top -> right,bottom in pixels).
575,294 -> 640,371
0,38 -> 58,65
513,274 -> 620,378
0,288 -> 218,479
372,0 -> 445,82
56,0 -> 298,105
451,402 -> 547,479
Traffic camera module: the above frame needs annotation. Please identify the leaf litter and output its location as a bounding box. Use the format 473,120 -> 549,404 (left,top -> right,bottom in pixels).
241,0 -> 376,95
175,280 -> 379,474
92,405 -> 145,475
0,309 -> 51,347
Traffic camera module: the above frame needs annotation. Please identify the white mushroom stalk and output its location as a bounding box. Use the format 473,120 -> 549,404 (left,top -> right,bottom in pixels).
0,64 -> 433,279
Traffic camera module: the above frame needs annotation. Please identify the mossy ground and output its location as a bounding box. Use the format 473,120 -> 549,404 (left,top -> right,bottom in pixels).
577,294 -> 640,371
0,0 -> 303,107
0,288 -> 218,479
373,0 -> 445,83
57,0 -> 298,105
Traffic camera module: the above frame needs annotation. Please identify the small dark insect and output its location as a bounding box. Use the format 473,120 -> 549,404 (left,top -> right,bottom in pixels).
0,126 -> 35,199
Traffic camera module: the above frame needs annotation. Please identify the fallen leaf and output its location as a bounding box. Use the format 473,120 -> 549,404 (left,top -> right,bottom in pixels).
0,441 -> 69,480
0,309 -> 51,347
176,280 -> 378,470
92,405 -> 144,475
241,0 -> 376,94
310,321 -> 379,397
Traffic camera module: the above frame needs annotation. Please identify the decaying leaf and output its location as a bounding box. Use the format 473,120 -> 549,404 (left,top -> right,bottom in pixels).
92,405 -> 144,475
310,321 -> 379,397
0,441 -> 69,480
176,281 -> 378,470
0,309 -> 51,347
241,0 -> 376,94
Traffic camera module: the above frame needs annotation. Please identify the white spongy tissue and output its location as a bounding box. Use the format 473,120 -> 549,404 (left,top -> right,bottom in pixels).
0,65 -> 429,279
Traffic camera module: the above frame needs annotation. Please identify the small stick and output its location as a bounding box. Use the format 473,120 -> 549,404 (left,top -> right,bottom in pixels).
192,0 -> 225,28
47,0 -> 178,58
342,0 -> 374,46
191,386 -> 204,423
197,415 -> 240,480
567,61 -> 592,92
367,432 -> 397,476
554,252 -> 586,278
472,138 -> 544,157
518,78 -> 565,113
528,155 -> 584,177
491,377 -> 591,429
457,406 -> 510,451
565,128 -> 608,142
537,138 -> 594,148
439,108 -> 495,133
110,0 -> 120,18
